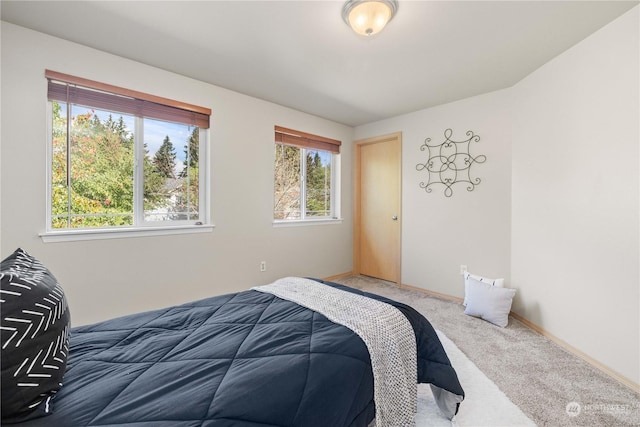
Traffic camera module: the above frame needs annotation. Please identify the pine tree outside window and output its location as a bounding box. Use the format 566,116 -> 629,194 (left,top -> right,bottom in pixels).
45,70 -> 211,238
274,126 -> 341,222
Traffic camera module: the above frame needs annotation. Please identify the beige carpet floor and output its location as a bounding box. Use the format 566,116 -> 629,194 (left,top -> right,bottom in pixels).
332,275 -> 640,427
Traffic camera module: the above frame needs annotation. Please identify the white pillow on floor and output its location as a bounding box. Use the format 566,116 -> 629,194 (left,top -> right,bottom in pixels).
464,277 -> 516,328
463,272 -> 504,306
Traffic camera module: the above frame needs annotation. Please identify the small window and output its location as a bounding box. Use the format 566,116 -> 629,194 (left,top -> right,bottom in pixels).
274,126 -> 341,222
46,70 -> 211,232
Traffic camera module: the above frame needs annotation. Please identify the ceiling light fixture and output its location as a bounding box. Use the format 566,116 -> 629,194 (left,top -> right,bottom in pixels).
342,0 -> 398,36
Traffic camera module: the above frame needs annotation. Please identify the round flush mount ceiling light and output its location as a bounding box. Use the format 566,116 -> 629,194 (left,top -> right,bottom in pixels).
342,0 -> 398,36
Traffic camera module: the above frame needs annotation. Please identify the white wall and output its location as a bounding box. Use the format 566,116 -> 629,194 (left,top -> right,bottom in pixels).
354,90 -> 513,300
511,7 -> 639,384
0,22 -> 354,326
356,6 -> 639,385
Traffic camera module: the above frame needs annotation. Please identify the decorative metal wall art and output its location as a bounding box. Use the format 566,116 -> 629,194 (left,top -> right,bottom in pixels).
416,128 -> 486,197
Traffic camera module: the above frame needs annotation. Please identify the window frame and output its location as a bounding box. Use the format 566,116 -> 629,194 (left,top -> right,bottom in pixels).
41,71 -> 213,242
273,126 -> 342,226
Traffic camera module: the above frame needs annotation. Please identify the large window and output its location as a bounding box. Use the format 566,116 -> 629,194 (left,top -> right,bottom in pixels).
46,70 -> 210,233
274,126 -> 341,222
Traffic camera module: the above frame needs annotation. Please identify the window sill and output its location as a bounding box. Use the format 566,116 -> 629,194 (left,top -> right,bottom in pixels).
40,224 -> 214,243
272,218 -> 343,228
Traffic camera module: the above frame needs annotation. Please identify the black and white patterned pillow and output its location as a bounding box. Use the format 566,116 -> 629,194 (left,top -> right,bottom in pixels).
1,248 -> 70,423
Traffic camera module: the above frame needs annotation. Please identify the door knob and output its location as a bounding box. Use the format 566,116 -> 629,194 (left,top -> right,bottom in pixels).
392,215 -> 398,221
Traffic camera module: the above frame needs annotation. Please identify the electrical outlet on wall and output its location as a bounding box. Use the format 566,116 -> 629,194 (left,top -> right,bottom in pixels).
460,265 -> 467,275
260,261 -> 267,272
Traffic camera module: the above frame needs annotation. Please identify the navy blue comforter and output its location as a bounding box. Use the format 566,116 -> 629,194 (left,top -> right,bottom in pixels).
15,280 -> 463,426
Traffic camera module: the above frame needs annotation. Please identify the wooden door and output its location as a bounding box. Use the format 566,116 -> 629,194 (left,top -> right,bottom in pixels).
354,133 -> 401,283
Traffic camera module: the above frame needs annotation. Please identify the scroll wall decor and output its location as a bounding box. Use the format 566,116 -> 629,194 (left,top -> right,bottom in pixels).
416,128 -> 486,197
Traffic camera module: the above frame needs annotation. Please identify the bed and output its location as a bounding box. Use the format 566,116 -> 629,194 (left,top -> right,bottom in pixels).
2,249 -> 464,426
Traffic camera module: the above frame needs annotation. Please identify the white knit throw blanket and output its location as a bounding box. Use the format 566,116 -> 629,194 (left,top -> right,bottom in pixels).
253,277 -> 417,427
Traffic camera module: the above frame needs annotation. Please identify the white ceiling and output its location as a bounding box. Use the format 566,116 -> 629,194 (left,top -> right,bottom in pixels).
2,1 -> 637,126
